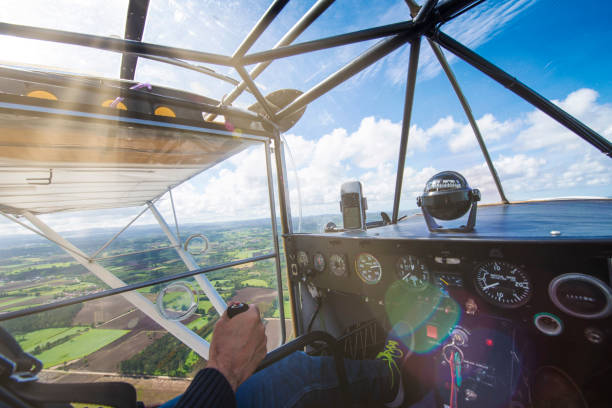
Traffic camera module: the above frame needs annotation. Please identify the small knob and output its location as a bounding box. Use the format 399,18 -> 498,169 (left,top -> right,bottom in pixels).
227,303 -> 249,319
464,388 -> 477,401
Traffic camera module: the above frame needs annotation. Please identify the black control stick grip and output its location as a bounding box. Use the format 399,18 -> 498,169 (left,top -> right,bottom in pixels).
227,302 -> 249,318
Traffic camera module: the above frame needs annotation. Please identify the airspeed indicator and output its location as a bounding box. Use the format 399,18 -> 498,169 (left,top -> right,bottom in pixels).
474,260 -> 532,308
356,253 -> 382,285
396,255 -> 429,290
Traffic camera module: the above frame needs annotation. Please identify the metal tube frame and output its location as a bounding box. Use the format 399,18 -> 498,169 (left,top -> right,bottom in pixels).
168,189 -> 181,243
90,205 -> 151,260
0,211 -> 91,261
427,39 -> 509,203
239,21 -> 414,65
231,0 -> 289,59
129,53 -> 244,88
204,0 -> 336,121
234,65 -> 276,119
275,32 -> 414,121
272,128 -> 299,336
0,252 -> 276,322
264,140 -> 287,345
431,31 -> 612,157
392,37 -> 421,224
147,201 -> 227,315
94,245 -> 178,262
19,211 -> 212,359
0,22 -> 232,67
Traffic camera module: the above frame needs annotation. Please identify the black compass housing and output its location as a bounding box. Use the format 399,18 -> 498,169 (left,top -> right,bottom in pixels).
417,171 -> 480,232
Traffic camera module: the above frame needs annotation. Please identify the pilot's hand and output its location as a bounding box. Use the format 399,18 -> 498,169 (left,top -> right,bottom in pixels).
206,303 -> 267,391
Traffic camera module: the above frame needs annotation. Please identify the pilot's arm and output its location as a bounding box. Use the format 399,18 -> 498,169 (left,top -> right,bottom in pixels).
173,304 -> 267,408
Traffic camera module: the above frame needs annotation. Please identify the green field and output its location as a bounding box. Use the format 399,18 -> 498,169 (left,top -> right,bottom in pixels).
3,303 -> 45,312
273,300 -> 292,318
241,278 -> 268,287
1,220 -> 286,378
36,329 -> 129,368
17,326 -> 90,352
0,296 -> 35,308
186,316 -> 209,330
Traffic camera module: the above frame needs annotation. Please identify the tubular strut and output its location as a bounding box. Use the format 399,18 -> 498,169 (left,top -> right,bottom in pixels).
430,30 -> 612,157
205,0 -> 335,122
392,37 -> 421,224
148,202 -> 227,316
264,140 -> 287,345
427,39 -> 509,203
19,211 -> 212,359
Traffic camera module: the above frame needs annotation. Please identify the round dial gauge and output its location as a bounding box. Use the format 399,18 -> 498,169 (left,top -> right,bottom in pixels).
329,254 -> 347,277
355,253 -> 382,285
474,261 -> 532,308
396,255 -> 430,290
296,251 -> 309,268
313,253 -> 326,273
549,273 -> 612,319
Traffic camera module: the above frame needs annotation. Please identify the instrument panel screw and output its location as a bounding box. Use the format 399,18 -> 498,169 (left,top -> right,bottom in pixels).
465,389 -> 477,401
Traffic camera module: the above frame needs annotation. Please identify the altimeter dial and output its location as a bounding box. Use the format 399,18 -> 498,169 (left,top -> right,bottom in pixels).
474,260 -> 532,308
355,253 -> 382,285
330,254 -> 347,277
396,255 -> 430,290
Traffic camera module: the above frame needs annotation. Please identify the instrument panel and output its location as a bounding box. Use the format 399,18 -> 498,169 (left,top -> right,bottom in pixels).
288,235 -> 612,340
286,202 -> 612,407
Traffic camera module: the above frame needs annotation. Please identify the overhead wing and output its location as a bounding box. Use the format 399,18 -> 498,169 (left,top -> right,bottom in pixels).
0,93 -> 262,215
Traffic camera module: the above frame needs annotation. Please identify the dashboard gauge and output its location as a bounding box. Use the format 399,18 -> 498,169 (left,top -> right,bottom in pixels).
296,251 -> 309,268
436,273 -> 464,288
474,261 -> 532,308
313,253 -> 326,273
435,273 -> 464,297
549,273 -> 612,319
355,253 -> 382,285
330,254 -> 347,277
396,255 -> 430,290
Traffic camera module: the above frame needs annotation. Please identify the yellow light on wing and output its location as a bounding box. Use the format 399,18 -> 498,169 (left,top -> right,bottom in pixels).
27,90 -> 58,100
154,106 -> 176,117
102,99 -> 128,110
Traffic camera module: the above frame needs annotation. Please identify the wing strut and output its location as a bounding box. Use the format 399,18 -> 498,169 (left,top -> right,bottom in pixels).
148,202 -> 227,316
20,211 -> 212,359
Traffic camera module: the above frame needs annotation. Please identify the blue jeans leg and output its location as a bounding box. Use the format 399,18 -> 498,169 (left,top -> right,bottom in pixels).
236,351 -> 394,408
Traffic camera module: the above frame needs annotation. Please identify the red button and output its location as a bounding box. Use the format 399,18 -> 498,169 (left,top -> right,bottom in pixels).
485,338 -> 494,347
426,324 -> 438,339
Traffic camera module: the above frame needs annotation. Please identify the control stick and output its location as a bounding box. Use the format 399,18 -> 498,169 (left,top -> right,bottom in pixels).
227,302 -> 249,318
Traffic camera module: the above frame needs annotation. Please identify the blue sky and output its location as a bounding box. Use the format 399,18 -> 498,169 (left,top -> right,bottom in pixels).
0,0 -> 610,233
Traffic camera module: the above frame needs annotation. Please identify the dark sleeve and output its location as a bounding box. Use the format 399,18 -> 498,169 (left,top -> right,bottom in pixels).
173,368 -> 236,408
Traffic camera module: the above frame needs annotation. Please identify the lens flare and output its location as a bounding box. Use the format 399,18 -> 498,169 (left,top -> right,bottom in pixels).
385,280 -> 461,354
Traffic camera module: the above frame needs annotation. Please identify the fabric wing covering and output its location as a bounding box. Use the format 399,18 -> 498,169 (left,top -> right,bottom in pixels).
0,109 -> 257,215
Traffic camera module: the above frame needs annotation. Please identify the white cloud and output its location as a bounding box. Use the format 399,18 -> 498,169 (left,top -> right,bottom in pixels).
448,114 -> 520,152
515,88 -> 612,152
559,153 -> 610,188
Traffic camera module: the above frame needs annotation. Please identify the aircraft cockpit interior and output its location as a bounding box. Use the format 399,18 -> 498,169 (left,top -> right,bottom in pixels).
288,177 -> 612,407
0,1 -> 610,407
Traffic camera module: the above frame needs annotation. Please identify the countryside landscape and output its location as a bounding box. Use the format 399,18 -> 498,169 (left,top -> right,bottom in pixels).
0,217 -> 303,404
